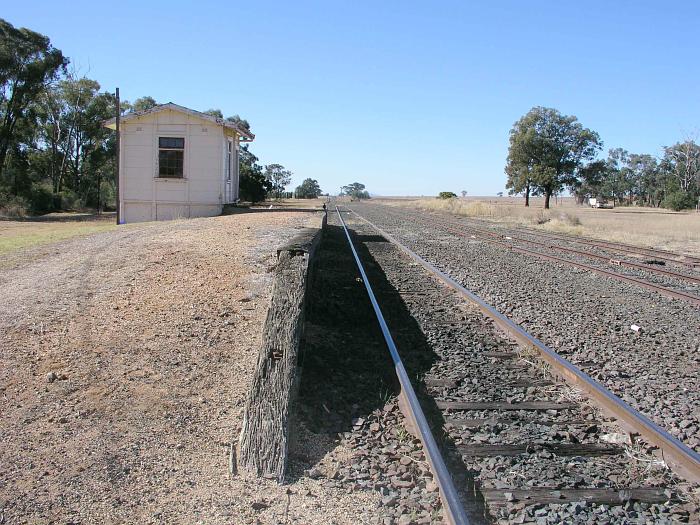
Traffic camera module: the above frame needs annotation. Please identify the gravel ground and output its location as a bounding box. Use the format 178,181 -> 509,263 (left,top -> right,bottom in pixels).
295,221 -> 442,525
375,206 -> 700,299
335,210 -> 698,523
347,203 -> 700,456
0,211 -> 380,524
437,213 -> 700,297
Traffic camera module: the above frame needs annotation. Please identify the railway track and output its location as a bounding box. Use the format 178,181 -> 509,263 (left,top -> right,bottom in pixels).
430,216 -> 700,286
511,227 -> 700,269
333,207 -> 699,524
372,205 -> 700,307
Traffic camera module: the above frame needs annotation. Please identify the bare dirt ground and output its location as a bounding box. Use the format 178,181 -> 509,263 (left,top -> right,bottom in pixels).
0,211 -> 378,524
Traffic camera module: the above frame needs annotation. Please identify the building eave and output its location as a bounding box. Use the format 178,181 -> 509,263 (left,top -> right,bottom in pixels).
103,102 -> 255,141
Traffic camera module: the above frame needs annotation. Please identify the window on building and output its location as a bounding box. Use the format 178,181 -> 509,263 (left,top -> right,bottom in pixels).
158,137 -> 184,178
226,141 -> 232,181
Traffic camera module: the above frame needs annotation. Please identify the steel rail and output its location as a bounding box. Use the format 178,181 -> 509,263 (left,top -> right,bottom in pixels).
426,215 -> 700,286
374,206 -> 700,285
441,222 -> 700,307
513,227 -> 700,267
346,206 -> 700,485
377,207 -> 700,307
335,207 -> 470,525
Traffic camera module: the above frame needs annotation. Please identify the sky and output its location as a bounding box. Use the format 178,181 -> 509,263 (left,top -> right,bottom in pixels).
6,1 -> 700,196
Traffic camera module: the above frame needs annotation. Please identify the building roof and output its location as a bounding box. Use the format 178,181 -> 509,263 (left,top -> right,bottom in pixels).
103,102 -> 255,141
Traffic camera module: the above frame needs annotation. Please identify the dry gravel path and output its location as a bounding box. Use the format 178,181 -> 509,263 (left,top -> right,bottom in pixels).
0,211 -> 378,525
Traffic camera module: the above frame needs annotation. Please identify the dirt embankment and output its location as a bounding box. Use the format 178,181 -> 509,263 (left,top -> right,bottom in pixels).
0,212 -> 377,524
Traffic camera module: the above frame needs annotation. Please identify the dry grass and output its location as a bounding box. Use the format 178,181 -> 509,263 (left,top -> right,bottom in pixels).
0,213 -> 117,255
377,197 -> 700,256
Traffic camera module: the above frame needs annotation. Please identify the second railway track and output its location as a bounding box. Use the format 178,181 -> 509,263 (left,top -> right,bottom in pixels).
372,205 -> 700,306
328,206 -> 699,524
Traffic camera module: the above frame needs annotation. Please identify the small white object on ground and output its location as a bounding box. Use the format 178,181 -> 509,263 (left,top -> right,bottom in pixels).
630,324 -> 642,332
601,432 -> 632,445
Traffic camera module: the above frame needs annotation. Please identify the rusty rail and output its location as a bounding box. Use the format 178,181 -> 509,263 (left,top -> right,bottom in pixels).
335,207 -> 471,525
514,227 -> 700,268
430,216 -> 700,285
347,206 -> 700,485
378,207 -> 700,307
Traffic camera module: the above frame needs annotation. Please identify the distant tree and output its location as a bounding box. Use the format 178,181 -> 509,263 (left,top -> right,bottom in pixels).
628,154 -> 663,206
505,115 -> 539,207
0,18 -> 67,182
496,191 -> 503,197
572,160 -> 608,204
238,144 -> 271,203
264,163 -> 292,199
438,191 -> 457,199
203,108 -> 224,119
505,107 -> 602,209
602,148 -> 636,205
295,178 -> 322,198
226,114 -> 251,133
661,190 -> 695,211
32,75 -> 117,207
340,182 -> 370,200
131,96 -> 157,112
662,139 -> 700,194
461,190 -> 467,198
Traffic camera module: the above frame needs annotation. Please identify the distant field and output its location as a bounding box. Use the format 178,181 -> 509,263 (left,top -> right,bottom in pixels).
374,196 -> 700,256
0,213 -> 117,256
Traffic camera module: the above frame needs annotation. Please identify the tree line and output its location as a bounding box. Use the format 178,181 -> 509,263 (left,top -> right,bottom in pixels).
505,106 -> 700,210
0,18 -> 304,215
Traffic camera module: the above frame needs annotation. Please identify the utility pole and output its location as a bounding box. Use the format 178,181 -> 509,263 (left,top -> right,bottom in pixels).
115,87 -> 121,225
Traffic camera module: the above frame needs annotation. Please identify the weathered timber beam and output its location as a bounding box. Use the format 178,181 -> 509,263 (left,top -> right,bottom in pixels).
237,218 -> 325,483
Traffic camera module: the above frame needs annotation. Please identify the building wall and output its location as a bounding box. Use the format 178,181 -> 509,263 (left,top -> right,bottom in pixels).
223,127 -> 241,205
119,109 -> 237,223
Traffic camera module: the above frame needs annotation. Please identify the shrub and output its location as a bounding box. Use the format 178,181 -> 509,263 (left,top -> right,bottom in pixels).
27,185 -> 56,214
0,192 -> 29,218
559,212 -> 581,226
58,189 -> 84,210
438,191 -> 458,199
533,210 -> 550,224
99,183 -> 116,211
661,191 -> 695,211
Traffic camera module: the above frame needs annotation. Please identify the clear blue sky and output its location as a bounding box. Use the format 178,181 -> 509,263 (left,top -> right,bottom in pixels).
6,1 -> 700,195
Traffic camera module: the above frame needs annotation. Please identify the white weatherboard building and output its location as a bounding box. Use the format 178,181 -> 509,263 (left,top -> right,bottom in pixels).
104,103 -> 254,223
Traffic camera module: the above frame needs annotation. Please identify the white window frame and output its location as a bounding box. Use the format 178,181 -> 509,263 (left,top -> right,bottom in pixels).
157,136 -> 186,179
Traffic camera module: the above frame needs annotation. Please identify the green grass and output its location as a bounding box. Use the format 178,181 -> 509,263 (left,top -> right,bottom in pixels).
0,219 -> 117,255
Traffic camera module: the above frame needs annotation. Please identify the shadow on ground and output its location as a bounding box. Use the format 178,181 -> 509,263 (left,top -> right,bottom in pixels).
291,222 -> 487,521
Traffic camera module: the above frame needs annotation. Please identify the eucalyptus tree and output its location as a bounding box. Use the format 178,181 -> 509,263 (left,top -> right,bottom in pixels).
505,107 -> 602,208
663,139 -> 700,194
203,108 -> 224,119
627,153 -> 662,206
131,96 -> 158,112
226,114 -> 251,133
0,18 -> 67,182
264,163 -> 292,199
239,144 -> 271,203
572,160 -> 608,203
295,178 -> 322,198
341,182 -> 370,200
603,148 -> 633,205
